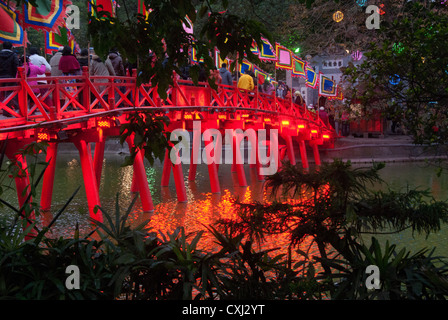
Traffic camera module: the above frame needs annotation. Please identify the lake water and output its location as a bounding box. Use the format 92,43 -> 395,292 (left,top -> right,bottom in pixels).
1,153 -> 448,257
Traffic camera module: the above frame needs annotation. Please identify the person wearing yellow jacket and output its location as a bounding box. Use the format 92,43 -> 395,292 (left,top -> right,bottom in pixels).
237,69 -> 254,91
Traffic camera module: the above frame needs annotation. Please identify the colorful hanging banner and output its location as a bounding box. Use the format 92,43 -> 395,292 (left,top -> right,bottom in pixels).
214,48 -> 232,69
258,37 -> 276,61
319,74 -> 337,97
239,59 -> 253,74
182,15 -> 193,34
249,40 -> 259,56
89,0 -> 116,20
46,25 -> 79,55
0,0 -> 24,45
305,65 -> 318,89
328,85 -> 343,100
275,44 -> 293,70
46,26 -> 69,53
254,65 -> 269,84
138,0 -> 148,17
190,46 -> 204,64
24,0 -> 70,32
292,56 -> 306,77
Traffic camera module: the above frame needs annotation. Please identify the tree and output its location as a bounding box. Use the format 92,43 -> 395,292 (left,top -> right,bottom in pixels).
343,1 -> 448,146
86,0 -> 273,98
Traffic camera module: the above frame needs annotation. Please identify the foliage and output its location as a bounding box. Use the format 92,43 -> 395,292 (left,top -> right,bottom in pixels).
2,142 -> 448,300
325,237 -> 448,299
90,199 -> 299,300
87,0 -> 273,97
217,159 -> 448,299
342,1 -> 448,145
118,110 -> 171,167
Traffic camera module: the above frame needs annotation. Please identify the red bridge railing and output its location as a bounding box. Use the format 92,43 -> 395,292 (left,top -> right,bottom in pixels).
0,65 -> 338,226
0,66 -> 335,136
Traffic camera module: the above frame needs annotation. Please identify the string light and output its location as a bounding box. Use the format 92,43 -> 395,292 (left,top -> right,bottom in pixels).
351,50 -> 363,61
389,74 -> 400,85
392,42 -> 404,54
333,11 -> 344,23
356,0 -> 367,6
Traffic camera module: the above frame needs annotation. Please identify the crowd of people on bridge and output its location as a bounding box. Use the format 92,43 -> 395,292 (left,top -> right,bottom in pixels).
0,41 -> 128,116
0,40 -> 347,135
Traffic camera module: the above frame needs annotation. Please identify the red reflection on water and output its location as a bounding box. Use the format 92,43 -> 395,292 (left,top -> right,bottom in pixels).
136,184 -> 322,264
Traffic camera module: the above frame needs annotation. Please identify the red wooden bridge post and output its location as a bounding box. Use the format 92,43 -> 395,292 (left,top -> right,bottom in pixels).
131,171 -> 139,193
171,147 -> 188,203
126,136 -> 154,212
93,131 -> 106,189
298,139 -> 309,170
283,134 -> 296,165
40,142 -> 58,211
5,147 -> 35,239
188,127 -> 200,181
53,74 -> 61,118
254,133 -> 264,181
108,77 -> 115,110
17,67 -> 28,121
82,66 -> 91,112
310,141 -> 321,167
278,146 -> 287,170
74,139 -> 103,222
233,131 -> 248,187
130,148 -> 145,193
204,138 -> 221,193
161,148 -> 171,187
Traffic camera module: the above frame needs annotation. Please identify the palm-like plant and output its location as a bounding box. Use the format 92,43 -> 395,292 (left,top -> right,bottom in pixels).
218,159 -> 448,299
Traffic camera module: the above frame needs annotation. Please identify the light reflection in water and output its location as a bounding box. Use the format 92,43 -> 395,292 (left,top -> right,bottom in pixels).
1,154 -> 448,261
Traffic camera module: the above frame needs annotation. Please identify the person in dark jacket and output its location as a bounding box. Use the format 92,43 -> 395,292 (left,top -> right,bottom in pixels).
198,62 -> 207,82
107,48 -> 125,76
0,41 -> 20,113
77,48 -> 89,69
0,41 -> 19,79
219,63 -> 233,86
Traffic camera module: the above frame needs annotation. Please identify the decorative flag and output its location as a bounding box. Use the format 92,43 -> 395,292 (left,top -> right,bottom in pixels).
24,0 -> 70,32
190,46 -> 204,64
214,48 -> 232,69
68,32 -> 80,55
305,65 -> 318,89
137,0 -> 152,19
275,44 -> 293,70
292,56 -> 306,77
89,0 -> 116,20
0,0 -> 24,45
182,15 -> 193,34
249,40 -> 259,56
254,65 -> 268,85
46,26 -> 69,53
138,0 -> 147,16
45,25 -> 79,55
258,37 -> 276,61
319,74 -> 337,97
328,85 -> 343,101
239,59 -> 253,74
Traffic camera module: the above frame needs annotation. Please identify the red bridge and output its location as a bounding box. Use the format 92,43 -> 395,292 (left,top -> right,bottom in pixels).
0,66 -> 336,223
